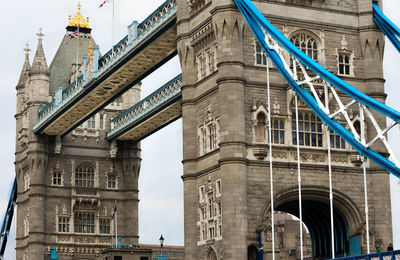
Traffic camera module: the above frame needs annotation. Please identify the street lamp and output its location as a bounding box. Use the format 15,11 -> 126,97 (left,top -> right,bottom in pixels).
159,234 -> 165,260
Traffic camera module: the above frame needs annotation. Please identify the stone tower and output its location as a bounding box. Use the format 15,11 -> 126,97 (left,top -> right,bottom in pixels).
14,6 -> 141,260
177,0 -> 392,259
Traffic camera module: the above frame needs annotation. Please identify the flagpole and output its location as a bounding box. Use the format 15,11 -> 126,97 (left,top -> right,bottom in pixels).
112,0 -> 115,45
75,26 -> 80,85
115,201 -> 118,248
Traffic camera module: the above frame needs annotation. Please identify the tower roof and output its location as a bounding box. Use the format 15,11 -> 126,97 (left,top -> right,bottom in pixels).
49,3 -> 96,95
16,43 -> 31,89
30,28 -> 50,76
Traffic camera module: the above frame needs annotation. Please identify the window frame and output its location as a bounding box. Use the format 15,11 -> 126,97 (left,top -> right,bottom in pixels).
292,110 -> 323,147
74,211 -> 95,233
75,163 -> 95,188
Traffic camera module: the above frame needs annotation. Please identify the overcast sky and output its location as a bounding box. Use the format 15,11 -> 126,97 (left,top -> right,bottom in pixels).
0,0 -> 399,259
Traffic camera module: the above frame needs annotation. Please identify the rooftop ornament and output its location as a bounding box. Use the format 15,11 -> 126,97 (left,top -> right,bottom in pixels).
68,2 -> 90,28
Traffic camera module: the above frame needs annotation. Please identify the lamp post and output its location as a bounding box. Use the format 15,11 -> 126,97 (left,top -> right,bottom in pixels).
159,234 -> 165,260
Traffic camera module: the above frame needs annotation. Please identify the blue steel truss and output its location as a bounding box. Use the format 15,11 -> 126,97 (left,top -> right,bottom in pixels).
0,178 -> 17,260
333,250 -> 400,260
373,3 -> 400,54
233,0 -> 400,177
33,0 -> 177,135
107,74 -> 182,141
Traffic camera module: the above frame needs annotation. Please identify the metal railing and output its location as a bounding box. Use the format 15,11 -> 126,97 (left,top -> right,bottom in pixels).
33,0 -> 177,133
107,74 -> 182,139
333,250 -> 400,260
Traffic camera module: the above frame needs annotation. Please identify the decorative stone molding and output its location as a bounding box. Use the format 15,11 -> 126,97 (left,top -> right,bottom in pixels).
253,146 -> 268,160
187,0 -> 209,13
110,140 -> 118,158
55,135 -> 62,154
286,0 -> 325,7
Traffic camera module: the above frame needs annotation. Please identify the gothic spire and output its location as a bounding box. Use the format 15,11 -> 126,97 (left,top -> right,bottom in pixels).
16,43 -> 31,89
30,28 -> 50,76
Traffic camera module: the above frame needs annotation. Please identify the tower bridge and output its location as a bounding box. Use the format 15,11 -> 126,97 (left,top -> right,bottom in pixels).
2,0 -> 400,259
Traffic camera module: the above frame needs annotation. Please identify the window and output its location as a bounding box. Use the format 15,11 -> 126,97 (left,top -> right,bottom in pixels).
88,116 -> 96,129
208,123 -> 217,150
58,217 -> 70,232
208,50 -> 215,73
255,41 -> 267,66
209,226 -> 215,239
52,170 -> 62,186
74,212 -> 95,233
201,127 -> 207,155
290,33 -> 318,61
200,55 -> 206,78
100,114 -> 104,129
272,119 -> 285,144
99,218 -> 111,234
75,163 -> 95,188
292,111 -> 323,147
216,180 -> 221,196
338,52 -> 351,76
330,129 -> 346,149
107,175 -> 117,189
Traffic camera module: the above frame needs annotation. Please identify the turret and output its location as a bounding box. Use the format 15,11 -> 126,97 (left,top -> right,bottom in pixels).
16,43 -> 31,114
26,28 -> 50,104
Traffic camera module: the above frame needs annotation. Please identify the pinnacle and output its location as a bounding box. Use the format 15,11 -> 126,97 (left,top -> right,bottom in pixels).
16,43 -> 31,89
30,28 -> 50,76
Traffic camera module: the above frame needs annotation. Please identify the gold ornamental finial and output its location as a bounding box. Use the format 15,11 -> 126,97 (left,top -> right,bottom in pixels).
68,2 -> 90,28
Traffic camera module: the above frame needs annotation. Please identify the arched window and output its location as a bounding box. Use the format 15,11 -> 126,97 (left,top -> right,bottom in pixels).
206,248 -> 217,260
87,116 -> 96,129
338,54 -> 349,75
75,163 -> 95,188
255,41 -> 267,66
255,112 -> 267,142
248,245 -> 258,260
290,33 -> 318,61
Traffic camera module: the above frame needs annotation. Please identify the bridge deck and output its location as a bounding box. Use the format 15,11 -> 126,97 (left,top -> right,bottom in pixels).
33,0 -> 177,136
107,75 -> 182,141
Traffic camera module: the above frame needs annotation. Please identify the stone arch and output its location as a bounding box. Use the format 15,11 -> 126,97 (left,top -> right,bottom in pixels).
257,185 -> 363,258
205,246 -> 217,260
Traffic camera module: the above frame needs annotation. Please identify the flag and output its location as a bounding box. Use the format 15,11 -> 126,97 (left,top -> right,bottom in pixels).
65,28 -> 79,45
99,0 -> 111,8
112,202 -> 117,219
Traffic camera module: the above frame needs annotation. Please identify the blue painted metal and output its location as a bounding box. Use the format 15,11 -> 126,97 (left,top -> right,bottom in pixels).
333,250 -> 400,259
107,74 -> 182,141
373,3 -> 400,54
118,237 -> 122,249
233,0 -> 400,177
349,236 -> 361,257
33,0 -> 177,135
257,231 -> 263,260
50,247 -> 58,260
0,178 -> 17,259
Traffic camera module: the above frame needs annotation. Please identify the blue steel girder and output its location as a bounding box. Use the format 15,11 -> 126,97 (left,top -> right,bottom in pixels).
33,0 -> 177,137
0,178 -> 17,259
107,75 -> 182,141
